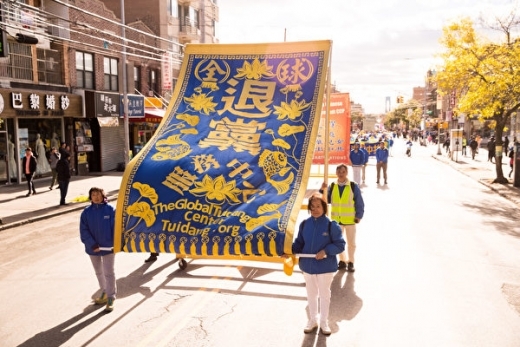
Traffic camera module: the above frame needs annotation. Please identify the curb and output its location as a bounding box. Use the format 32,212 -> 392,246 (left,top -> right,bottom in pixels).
0,194 -> 119,232
432,154 -> 520,207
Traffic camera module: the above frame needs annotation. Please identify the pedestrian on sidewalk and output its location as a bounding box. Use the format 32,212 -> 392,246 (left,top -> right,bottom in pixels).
290,194 -> 345,335
56,152 -> 71,206
444,137 -> 451,155
48,147 -> 60,190
22,147 -> 37,196
469,136 -> 478,160
320,164 -> 364,273
509,147 -> 515,178
487,136 -> 496,163
462,137 -> 467,156
80,187 -> 117,313
375,141 -> 389,184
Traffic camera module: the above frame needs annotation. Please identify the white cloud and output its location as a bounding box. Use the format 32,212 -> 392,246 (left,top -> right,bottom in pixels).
217,0 -> 519,113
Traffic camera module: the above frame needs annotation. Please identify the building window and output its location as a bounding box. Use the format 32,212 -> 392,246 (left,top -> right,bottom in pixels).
0,42 -> 33,81
149,69 -> 158,96
134,66 -> 141,93
37,49 -> 63,85
104,57 -> 118,91
167,0 -> 178,17
76,51 -> 93,89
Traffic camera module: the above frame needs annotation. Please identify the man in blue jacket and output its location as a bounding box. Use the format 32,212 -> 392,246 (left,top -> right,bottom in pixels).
349,142 -> 365,185
375,141 -> 389,184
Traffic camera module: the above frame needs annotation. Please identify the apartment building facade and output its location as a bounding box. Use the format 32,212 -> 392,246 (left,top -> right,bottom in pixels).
0,0 -> 219,184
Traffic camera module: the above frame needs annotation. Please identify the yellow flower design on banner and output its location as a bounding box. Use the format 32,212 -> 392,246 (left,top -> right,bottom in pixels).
184,92 -> 217,115
190,175 -> 242,204
274,99 -> 311,120
125,183 -> 158,231
235,58 -> 275,80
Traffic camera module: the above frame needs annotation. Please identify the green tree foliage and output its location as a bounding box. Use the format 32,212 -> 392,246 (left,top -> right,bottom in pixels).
434,15 -> 520,183
385,99 -> 423,130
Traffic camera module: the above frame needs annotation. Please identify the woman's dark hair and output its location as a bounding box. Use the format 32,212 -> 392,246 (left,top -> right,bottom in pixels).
307,194 -> 327,215
88,187 -> 107,200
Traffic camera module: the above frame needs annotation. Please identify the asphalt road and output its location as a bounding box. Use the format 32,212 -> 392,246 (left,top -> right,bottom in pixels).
1,139 -> 520,347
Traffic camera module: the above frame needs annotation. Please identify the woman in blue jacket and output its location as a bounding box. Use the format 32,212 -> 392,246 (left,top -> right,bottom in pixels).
292,194 -> 345,335
80,187 -> 117,312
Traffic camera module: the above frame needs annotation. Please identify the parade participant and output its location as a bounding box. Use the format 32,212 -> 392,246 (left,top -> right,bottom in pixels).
291,194 -> 345,335
22,147 -> 37,196
80,187 -> 117,313
375,141 -> 389,184
359,142 -> 369,184
320,164 -> 364,273
349,142 -> 365,185
145,252 -> 159,263
406,138 -> 413,157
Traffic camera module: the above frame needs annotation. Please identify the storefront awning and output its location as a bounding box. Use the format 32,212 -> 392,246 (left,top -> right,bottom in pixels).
129,109 -> 165,124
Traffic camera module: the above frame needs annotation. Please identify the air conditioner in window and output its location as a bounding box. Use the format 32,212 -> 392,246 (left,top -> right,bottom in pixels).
148,91 -> 154,96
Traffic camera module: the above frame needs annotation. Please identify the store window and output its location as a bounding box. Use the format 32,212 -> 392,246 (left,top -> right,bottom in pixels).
17,118 -> 63,158
104,57 -> 119,91
76,51 -> 94,89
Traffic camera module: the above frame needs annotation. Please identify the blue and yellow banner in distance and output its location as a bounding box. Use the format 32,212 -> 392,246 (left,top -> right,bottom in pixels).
115,41 -> 331,266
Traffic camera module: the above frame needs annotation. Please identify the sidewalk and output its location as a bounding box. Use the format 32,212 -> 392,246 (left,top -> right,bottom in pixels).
1,146 -> 519,232
0,171 -> 123,231
430,144 -> 520,206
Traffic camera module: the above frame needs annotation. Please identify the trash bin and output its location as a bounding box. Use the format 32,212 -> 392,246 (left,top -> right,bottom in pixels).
77,152 -> 89,176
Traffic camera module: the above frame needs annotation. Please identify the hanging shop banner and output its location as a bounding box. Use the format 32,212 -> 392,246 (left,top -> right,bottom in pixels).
312,93 -> 351,165
115,41 -> 331,264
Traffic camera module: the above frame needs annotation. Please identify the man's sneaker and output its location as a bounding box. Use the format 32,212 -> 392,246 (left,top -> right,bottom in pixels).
303,320 -> 318,333
105,297 -> 114,312
94,292 -> 107,305
347,262 -> 355,272
338,261 -> 347,270
320,322 -> 332,335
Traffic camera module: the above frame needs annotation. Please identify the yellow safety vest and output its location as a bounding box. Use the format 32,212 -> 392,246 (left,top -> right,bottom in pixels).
330,182 -> 356,225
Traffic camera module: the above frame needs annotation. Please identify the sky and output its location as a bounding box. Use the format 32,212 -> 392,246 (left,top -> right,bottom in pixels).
216,0 -> 517,114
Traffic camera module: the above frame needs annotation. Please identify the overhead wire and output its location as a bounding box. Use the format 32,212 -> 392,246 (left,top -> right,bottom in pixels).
3,9 -> 182,64
0,3 -> 186,63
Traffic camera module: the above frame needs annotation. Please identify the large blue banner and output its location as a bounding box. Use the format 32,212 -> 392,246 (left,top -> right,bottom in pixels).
115,41 -> 331,263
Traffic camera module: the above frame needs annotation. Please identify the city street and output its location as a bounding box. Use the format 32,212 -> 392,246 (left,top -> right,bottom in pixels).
1,138 -> 520,347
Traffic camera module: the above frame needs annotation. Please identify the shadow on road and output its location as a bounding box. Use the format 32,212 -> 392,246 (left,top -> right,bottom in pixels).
17,305 -> 106,347
461,198 -> 520,238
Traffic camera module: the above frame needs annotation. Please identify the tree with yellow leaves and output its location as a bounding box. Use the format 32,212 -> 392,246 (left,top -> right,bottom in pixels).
434,15 -> 520,183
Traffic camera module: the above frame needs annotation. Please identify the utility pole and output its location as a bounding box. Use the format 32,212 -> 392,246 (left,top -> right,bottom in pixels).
121,0 -> 130,166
